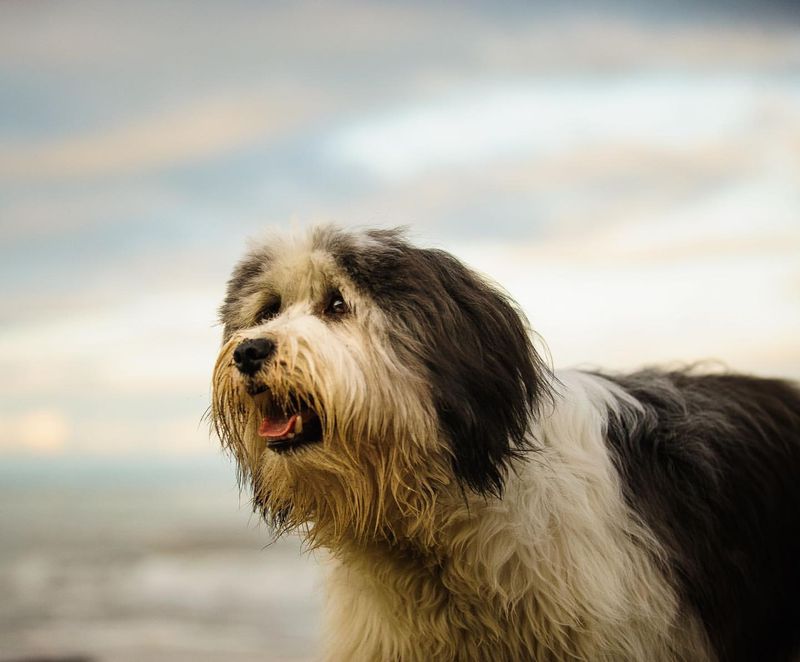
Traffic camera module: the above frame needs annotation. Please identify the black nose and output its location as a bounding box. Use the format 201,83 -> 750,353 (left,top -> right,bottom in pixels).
233,338 -> 276,375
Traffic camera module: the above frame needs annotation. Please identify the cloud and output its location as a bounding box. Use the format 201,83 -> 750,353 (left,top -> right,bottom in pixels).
0,94 -> 315,180
0,289 -> 221,397
70,416 -> 215,456
450,189 -> 800,378
324,75 -> 800,182
0,409 -> 70,454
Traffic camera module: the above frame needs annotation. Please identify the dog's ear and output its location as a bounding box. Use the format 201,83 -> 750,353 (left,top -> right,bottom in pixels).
407,248 -> 548,495
334,229 -> 549,495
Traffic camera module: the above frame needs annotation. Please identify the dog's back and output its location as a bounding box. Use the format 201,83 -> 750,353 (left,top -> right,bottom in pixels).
603,371 -> 800,661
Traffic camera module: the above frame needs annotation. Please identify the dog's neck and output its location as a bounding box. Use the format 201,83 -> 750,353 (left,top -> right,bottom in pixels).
325,481 -> 509,582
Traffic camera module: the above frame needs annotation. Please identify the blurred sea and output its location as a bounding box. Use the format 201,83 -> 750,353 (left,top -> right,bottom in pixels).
0,456 -> 322,662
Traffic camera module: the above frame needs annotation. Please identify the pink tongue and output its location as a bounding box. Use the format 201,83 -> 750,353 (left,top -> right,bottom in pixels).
258,414 -> 297,439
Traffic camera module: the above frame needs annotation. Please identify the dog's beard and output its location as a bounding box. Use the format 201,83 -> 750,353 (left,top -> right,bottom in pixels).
210,328 -> 452,550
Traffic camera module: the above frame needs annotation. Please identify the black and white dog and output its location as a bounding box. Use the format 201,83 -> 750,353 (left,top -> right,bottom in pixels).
212,226 -> 800,661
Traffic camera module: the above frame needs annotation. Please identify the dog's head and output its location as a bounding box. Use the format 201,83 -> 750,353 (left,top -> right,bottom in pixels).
211,226 -> 549,547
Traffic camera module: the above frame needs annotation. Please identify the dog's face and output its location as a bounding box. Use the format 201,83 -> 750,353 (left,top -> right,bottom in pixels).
211,226 -> 547,548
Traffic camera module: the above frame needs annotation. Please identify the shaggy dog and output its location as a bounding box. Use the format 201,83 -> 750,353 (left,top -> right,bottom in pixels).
211,226 -> 800,661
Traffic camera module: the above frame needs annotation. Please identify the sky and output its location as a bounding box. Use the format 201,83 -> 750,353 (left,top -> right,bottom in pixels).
1,0 -> 799,458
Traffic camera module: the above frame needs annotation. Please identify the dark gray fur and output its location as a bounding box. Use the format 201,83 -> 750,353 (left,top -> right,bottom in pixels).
603,370 -> 800,661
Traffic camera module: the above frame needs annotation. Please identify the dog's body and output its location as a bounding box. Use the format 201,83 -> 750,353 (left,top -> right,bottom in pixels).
212,226 -> 800,661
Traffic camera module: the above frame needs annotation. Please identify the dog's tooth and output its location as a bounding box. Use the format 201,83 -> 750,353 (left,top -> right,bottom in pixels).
295,416 -> 303,435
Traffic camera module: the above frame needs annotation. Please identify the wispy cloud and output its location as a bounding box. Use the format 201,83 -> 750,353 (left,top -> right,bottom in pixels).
325,76 -> 800,181
0,290 -> 220,395
0,94 -> 316,180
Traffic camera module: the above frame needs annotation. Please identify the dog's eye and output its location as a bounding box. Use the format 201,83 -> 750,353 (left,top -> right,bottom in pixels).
257,298 -> 281,323
325,291 -> 349,318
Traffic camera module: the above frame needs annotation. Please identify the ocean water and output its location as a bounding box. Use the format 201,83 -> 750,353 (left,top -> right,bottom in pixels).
0,457 -> 322,662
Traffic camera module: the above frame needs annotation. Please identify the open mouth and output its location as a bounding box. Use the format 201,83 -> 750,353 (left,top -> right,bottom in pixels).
256,393 -> 323,454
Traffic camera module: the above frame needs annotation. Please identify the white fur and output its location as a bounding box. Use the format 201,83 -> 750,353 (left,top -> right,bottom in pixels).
322,372 -> 710,661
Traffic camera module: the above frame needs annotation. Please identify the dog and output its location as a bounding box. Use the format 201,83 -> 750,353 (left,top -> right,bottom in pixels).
211,225 -> 800,661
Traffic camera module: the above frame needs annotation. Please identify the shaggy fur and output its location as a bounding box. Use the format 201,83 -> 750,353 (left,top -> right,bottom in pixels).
211,226 -> 800,661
